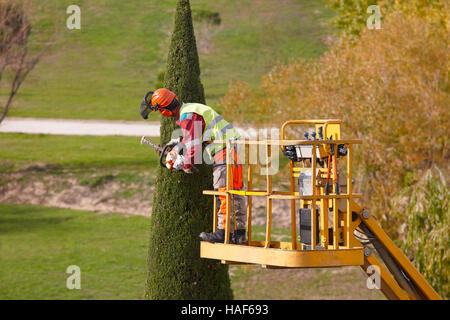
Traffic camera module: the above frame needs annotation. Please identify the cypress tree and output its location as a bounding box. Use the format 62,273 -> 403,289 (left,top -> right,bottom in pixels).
145,0 -> 233,300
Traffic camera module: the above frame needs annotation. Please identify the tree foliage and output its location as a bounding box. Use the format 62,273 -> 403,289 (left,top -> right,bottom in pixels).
146,0 -> 233,300
328,0 -> 380,36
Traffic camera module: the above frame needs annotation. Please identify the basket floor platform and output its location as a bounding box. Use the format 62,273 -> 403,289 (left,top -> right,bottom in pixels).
200,241 -> 364,268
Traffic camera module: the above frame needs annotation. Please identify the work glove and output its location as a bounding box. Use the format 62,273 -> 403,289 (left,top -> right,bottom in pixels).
166,137 -> 182,148
182,166 -> 199,174
165,150 -> 184,171
171,153 -> 184,171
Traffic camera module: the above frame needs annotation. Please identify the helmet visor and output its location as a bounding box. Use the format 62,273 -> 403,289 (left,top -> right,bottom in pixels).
139,101 -> 152,119
139,91 -> 155,119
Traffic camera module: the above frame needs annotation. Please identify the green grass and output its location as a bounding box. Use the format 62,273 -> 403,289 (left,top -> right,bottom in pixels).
5,0 -> 334,120
0,203 -> 150,299
0,203 -> 384,300
229,264 -> 384,300
0,133 -> 159,171
250,225 -> 292,242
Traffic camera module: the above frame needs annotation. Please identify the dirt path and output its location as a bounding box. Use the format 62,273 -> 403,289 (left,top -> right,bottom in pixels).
0,117 -> 270,138
0,117 -> 161,136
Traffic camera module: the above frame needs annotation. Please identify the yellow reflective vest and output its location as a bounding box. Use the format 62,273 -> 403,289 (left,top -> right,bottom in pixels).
179,102 -> 240,159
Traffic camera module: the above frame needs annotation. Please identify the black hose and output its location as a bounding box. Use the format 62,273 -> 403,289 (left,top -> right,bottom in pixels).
359,223 -> 422,299
159,144 -> 172,168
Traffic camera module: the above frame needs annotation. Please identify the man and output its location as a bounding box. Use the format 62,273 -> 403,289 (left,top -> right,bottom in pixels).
139,88 -> 247,244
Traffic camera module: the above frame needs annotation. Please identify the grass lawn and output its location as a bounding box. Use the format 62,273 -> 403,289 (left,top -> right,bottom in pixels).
0,203 -> 150,299
0,203 -> 384,300
230,264 -> 384,300
0,133 -> 159,171
4,0 -> 334,120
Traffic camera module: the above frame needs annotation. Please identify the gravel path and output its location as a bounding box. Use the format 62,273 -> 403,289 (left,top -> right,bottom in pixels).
0,117 -> 161,137
0,117 -> 271,138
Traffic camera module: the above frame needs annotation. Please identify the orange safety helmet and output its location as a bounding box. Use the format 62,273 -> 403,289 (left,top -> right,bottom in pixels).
139,88 -> 180,119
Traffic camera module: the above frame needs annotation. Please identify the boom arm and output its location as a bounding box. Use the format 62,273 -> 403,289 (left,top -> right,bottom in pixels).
352,200 -> 441,300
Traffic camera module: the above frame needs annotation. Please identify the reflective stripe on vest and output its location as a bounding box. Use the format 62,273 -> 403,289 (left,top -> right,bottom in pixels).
179,103 -> 240,157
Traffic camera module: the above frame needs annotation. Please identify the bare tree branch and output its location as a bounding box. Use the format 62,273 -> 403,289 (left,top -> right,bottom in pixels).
0,0 -> 47,124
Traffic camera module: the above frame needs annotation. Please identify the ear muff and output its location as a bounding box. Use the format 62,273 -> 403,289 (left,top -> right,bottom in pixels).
159,108 -> 173,117
158,97 -> 180,117
166,97 -> 180,111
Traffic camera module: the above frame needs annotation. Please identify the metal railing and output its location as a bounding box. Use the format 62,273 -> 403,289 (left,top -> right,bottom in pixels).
203,120 -> 363,251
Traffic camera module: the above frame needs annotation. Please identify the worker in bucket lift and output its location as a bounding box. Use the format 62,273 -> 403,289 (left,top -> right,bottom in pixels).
139,88 -> 247,244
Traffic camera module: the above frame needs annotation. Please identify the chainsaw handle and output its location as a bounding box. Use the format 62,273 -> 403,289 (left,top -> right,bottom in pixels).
159,144 -> 173,168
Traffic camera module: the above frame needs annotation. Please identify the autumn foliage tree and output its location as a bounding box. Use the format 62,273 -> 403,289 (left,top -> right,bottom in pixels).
220,10 -> 448,231
328,0 -> 448,37
219,8 -> 449,296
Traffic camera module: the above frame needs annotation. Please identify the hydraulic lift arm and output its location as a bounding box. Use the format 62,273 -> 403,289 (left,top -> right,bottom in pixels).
351,200 -> 442,300
361,251 -> 410,300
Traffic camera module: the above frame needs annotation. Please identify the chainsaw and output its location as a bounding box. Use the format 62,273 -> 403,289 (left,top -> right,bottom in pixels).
140,136 -> 184,171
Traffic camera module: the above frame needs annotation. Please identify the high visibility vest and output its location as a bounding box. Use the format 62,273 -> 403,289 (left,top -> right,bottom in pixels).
179,103 -> 240,159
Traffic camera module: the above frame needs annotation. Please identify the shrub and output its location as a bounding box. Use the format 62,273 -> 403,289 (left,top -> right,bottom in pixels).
404,167 -> 449,298
328,0 -> 380,36
192,9 -> 221,26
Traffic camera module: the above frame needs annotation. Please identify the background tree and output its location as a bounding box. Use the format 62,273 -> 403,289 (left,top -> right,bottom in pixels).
145,0 -> 233,300
219,4 -> 449,297
328,0 -> 379,37
328,0 -> 448,37
0,0 -> 44,124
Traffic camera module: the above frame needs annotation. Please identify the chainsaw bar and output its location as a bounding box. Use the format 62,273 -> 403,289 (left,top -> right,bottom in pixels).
140,136 -> 163,153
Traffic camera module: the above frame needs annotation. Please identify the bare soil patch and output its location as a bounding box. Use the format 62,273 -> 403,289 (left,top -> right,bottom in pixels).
0,167 -> 154,217
1,165 -> 295,227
